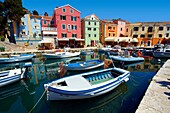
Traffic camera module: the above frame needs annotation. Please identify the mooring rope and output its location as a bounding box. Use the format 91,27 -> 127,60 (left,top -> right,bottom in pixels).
28,89 -> 47,113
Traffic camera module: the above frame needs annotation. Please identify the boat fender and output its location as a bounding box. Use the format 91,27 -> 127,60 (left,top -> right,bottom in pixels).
136,65 -> 140,69
123,78 -> 129,82
90,92 -> 94,95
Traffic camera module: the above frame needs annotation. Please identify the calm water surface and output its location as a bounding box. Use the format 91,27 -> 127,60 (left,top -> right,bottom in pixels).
0,53 -> 167,113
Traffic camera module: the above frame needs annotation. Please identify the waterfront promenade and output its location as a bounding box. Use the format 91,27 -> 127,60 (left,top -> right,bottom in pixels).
136,60 -> 170,113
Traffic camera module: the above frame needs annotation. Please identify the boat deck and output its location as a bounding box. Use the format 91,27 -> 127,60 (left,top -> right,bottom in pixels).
85,71 -> 114,85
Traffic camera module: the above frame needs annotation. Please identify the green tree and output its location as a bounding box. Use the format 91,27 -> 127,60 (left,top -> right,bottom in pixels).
0,0 -> 26,43
32,10 -> 39,15
44,12 -> 48,16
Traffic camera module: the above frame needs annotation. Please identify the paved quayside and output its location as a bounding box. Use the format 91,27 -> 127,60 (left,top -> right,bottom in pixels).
136,60 -> 170,113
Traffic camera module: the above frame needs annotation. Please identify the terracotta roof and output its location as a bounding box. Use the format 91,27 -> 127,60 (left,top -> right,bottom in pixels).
30,14 -> 42,18
42,16 -> 52,20
54,4 -> 81,13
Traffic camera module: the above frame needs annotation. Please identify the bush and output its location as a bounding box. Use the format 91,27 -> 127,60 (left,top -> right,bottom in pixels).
0,36 -> 5,41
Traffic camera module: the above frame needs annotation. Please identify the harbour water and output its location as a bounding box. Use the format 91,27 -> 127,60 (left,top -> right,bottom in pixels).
0,53 -> 167,113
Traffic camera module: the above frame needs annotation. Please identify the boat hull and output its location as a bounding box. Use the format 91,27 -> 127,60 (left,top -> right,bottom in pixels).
64,60 -> 104,71
0,68 -> 26,87
43,52 -> 80,59
0,55 -> 34,64
153,52 -> 170,58
44,68 -> 130,100
111,56 -> 144,64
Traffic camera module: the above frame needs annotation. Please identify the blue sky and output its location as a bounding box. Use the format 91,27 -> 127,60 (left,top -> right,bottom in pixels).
22,0 -> 170,23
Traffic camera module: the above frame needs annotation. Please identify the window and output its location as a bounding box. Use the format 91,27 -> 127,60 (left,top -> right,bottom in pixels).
94,22 -> 96,25
22,22 -> 25,25
113,34 -> 115,36
147,41 -> 151,46
34,18 -> 37,23
133,27 -> 139,31
71,16 -> 76,21
120,28 -> 122,31
72,34 -> 77,38
94,34 -> 96,37
159,26 -> 163,31
62,33 -> 67,38
88,22 -> 90,25
108,26 -> 111,30
148,34 -> 153,38
126,28 -> 128,32
50,20 -> 54,25
62,8 -> 66,12
88,28 -> 91,31
140,34 -> 145,38
109,33 -> 110,36
133,35 -> 138,38
70,9 -> 73,13
72,25 -> 77,30
88,34 -> 91,37
166,33 -> 169,37
60,15 -> 66,20
93,28 -> 96,31
68,25 -> 71,29
167,27 -> 170,31
148,27 -> 153,32
142,27 -> 145,31
158,34 -> 162,38
44,20 -> 46,24
62,24 -> 66,29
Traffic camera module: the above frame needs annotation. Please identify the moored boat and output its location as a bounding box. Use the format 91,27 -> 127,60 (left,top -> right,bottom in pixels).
110,56 -> 144,64
43,52 -> 80,59
0,54 -> 34,64
0,68 -> 26,87
63,60 -> 104,71
44,67 -> 130,100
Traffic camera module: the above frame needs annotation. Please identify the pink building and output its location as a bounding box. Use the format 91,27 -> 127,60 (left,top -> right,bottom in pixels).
41,16 -> 57,38
53,4 -> 84,48
113,20 -> 126,37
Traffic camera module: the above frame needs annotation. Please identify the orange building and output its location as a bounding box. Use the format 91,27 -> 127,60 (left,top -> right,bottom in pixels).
100,20 -> 117,45
125,22 -> 170,47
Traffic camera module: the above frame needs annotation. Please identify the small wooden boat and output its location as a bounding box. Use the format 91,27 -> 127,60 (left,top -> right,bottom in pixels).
43,52 -> 80,59
110,56 -> 144,64
44,67 -> 130,100
0,68 -> 26,87
63,60 -> 104,71
0,54 -> 34,64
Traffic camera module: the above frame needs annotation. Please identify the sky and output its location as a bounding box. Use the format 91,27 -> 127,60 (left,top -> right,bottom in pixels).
22,0 -> 170,23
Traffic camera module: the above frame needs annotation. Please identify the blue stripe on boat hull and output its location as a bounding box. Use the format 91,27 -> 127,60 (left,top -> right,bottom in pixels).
48,73 -> 129,95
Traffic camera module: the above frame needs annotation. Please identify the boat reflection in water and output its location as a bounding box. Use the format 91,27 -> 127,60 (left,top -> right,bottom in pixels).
46,83 -> 128,113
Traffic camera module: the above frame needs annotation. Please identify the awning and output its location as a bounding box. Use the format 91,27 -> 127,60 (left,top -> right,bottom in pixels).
43,31 -> 57,35
58,38 -> 69,41
76,38 -> 84,41
132,38 -> 138,42
38,40 -> 52,43
57,38 -> 84,41
105,37 -> 132,42
90,37 -> 99,41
